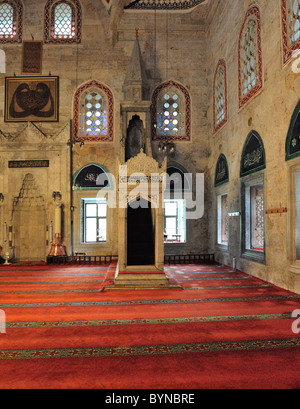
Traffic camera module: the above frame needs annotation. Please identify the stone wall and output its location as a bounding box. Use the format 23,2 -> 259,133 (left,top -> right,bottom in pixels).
0,1 -> 210,260
206,0 -> 300,294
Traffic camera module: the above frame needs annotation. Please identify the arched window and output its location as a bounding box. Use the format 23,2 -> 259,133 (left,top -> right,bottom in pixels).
73,80 -> 114,142
240,131 -> 266,261
151,80 -> 191,141
238,6 -> 263,109
0,0 -> 23,44
44,0 -> 82,44
213,60 -> 228,133
281,0 -> 300,64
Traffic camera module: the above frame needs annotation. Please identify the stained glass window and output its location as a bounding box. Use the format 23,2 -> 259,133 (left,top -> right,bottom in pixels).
241,19 -> 258,97
44,0 -> 81,44
0,3 -> 14,37
157,87 -> 185,138
239,7 -> 262,108
287,0 -> 300,45
0,0 -> 22,43
53,2 -> 74,39
214,60 -> 227,132
152,81 -> 191,141
79,89 -> 108,137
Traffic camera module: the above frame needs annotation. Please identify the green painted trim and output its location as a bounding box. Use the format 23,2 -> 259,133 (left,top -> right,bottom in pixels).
286,100 -> 300,162
73,163 -> 114,191
215,154 -> 229,187
240,130 -> 266,178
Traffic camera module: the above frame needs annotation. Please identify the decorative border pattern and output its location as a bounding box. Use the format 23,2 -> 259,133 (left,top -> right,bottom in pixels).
151,80 -> 191,142
73,80 -> 114,142
1,338 -> 300,360
1,294 -> 299,308
281,0 -> 300,65
238,6 -> 263,109
213,59 -> 228,134
125,0 -> 206,10
0,0 -> 23,44
5,313 -> 291,328
44,0 -> 82,44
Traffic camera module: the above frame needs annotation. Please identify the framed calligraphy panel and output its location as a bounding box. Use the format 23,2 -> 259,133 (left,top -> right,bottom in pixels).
5,76 -> 59,122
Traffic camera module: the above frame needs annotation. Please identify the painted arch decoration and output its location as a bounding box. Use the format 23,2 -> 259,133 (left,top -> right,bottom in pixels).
73,164 -> 113,190
215,154 -> 229,187
240,131 -> 266,177
125,0 -> 207,10
286,100 -> 300,161
238,6 -> 263,109
281,0 -> 300,65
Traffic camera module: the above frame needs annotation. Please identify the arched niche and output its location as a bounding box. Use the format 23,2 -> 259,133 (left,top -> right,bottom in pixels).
240,130 -> 266,178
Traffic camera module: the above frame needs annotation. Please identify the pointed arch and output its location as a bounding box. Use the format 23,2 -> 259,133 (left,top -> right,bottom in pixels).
240,130 -> 266,177
73,80 -> 114,142
215,154 -> 229,187
151,80 -> 191,142
238,6 -> 263,109
0,0 -> 23,44
286,100 -> 300,161
213,59 -> 228,133
44,0 -> 82,44
73,163 -> 113,190
281,0 -> 300,65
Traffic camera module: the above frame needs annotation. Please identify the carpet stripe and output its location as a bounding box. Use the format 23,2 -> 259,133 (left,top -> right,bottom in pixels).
4,313 -> 293,329
1,294 -> 299,308
0,289 -> 105,295
1,338 -> 300,360
0,280 -> 104,285
176,276 -> 251,281
184,284 -> 270,290
0,284 -> 270,295
0,273 -> 106,278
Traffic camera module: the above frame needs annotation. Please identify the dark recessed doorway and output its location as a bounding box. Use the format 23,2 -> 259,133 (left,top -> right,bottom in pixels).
127,198 -> 155,266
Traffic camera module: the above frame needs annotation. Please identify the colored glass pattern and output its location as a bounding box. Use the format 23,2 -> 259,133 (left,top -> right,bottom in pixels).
215,65 -> 226,127
0,2 -> 15,38
287,0 -> 300,44
53,2 -> 75,39
241,18 -> 258,97
80,90 -> 108,137
157,88 -> 185,137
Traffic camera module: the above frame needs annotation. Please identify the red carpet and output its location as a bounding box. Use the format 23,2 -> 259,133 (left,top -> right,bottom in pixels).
0,262 -> 299,389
